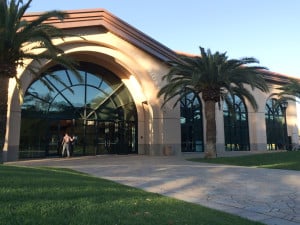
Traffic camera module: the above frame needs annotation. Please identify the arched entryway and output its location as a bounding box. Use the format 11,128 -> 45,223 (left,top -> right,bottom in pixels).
20,62 -> 138,158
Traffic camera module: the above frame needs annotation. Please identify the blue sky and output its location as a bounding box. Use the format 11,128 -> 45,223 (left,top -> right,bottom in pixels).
28,0 -> 300,78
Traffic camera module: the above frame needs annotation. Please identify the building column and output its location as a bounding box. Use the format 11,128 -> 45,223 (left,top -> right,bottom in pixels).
3,80 -> 22,162
215,106 -> 225,154
248,111 -> 267,151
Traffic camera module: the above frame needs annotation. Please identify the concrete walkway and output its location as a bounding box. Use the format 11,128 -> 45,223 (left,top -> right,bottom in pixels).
7,154 -> 300,225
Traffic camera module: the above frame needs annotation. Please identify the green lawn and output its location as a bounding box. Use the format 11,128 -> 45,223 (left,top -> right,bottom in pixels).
0,165 -> 264,225
189,151 -> 300,170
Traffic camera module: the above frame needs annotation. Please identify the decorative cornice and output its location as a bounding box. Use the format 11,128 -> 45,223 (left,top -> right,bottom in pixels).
23,8 -> 180,62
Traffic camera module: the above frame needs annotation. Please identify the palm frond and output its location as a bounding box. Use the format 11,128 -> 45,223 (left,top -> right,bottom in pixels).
158,46 -> 269,112
277,78 -> 300,98
271,78 -> 300,105
0,0 -> 83,104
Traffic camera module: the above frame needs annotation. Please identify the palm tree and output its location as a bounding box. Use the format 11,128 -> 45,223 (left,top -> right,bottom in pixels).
0,0 -> 80,162
158,47 -> 270,158
275,78 -> 300,100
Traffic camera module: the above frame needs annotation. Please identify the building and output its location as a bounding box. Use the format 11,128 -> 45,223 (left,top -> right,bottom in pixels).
3,9 -> 299,161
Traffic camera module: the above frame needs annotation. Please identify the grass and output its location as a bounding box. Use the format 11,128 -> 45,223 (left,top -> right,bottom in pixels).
189,151 -> 300,170
0,165 -> 264,225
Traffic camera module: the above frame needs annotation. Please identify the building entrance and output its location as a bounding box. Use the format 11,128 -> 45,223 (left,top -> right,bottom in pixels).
20,62 -> 138,158
44,119 -> 136,157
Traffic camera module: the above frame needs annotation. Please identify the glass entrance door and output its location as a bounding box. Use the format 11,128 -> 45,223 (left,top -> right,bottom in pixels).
21,62 -> 138,158
43,119 -> 137,157
96,121 -> 137,155
96,122 -> 117,154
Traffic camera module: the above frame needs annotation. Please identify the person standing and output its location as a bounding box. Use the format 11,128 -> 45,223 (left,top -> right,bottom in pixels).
61,132 -> 73,158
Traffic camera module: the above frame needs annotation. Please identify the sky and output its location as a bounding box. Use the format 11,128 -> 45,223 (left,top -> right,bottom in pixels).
27,0 -> 300,78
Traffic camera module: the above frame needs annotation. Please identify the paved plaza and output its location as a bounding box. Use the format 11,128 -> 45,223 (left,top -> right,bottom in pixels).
7,154 -> 300,225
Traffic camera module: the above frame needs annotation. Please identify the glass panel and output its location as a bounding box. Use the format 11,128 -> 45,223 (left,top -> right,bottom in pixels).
223,95 -> 250,151
265,98 -> 287,150
96,100 -> 118,120
49,95 -> 71,113
62,86 -> 85,108
22,97 -> 50,117
19,118 -> 48,158
100,80 -> 114,93
20,62 -> 137,158
87,73 -> 102,87
88,92 -> 107,111
46,70 -> 72,90
180,92 -> 204,152
68,70 -> 85,85
27,79 -> 56,100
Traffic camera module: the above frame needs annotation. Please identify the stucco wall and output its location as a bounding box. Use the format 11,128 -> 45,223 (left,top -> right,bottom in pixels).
4,10 -> 299,161
5,26 -> 181,161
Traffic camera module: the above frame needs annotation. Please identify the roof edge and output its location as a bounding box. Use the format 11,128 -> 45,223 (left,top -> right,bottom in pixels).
23,8 -> 180,62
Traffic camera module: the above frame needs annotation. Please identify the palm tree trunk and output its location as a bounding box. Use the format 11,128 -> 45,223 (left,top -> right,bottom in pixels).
0,76 -> 9,163
204,100 -> 217,158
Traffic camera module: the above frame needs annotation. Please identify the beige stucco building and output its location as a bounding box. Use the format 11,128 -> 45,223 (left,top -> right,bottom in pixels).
3,9 -> 299,162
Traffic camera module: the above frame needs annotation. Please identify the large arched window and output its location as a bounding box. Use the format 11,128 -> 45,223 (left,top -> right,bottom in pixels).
20,62 -> 137,158
180,92 -> 204,152
265,98 -> 288,150
223,95 -> 250,151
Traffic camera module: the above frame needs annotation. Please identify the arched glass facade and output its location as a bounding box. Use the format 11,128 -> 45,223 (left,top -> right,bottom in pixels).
20,62 -> 138,158
180,92 -> 204,152
265,98 -> 288,150
223,95 -> 250,151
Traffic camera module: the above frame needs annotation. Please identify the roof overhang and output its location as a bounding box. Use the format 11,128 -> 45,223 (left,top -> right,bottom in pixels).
263,71 -> 292,85
23,8 -> 180,63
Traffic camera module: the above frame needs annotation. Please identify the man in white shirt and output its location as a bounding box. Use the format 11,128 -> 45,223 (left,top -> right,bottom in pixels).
61,133 -> 73,158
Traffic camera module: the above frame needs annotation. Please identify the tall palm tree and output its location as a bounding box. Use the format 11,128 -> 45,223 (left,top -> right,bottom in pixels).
0,0 -> 80,162
158,47 -> 270,158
